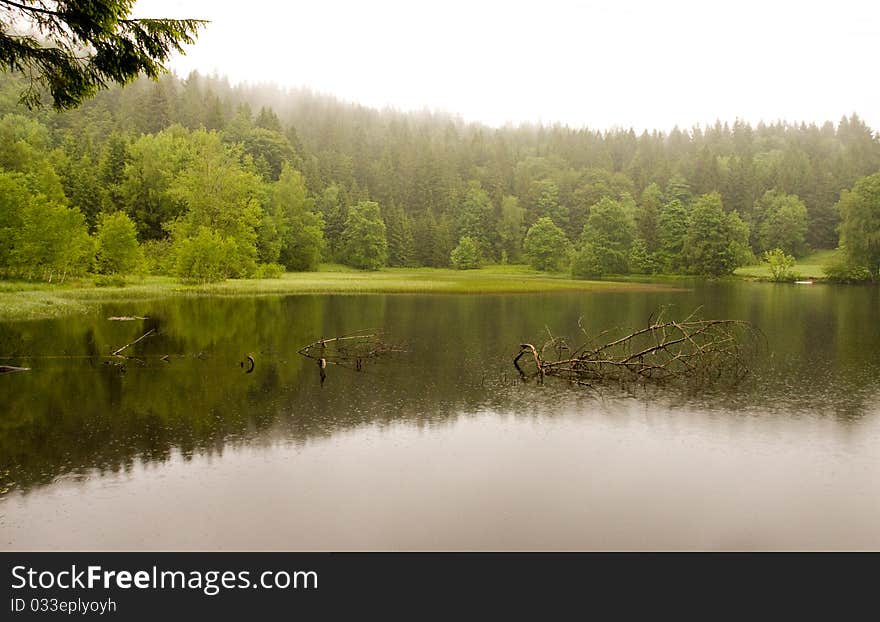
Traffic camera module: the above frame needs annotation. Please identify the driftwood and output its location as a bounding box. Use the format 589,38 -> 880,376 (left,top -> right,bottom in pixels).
111,328 -> 156,357
515,310 -> 758,387
297,329 -> 403,380
0,365 -> 30,374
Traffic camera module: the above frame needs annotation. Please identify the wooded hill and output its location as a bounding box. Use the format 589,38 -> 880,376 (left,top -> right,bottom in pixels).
1,71 -> 878,281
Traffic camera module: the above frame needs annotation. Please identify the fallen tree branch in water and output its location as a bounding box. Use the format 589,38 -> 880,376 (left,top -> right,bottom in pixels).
111,328 -> 156,357
0,365 -> 30,374
515,310 -> 759,387
297,329 -> 404,378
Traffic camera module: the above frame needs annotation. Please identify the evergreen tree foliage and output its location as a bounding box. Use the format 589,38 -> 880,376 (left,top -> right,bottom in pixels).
0,0 -> 205,109
683,193 -> 750,276
316,184 -> 346,261
121,126 -> 191,239
658,198 -> 690,272
341,200 -> 387,270
496,195 -> 524,262
571,242 -> 604,278
0,72 -> 879,281
637,183 -> 662,252
665,174 -> 693,206
755,190 -> 809,257
578,196 -> 637,275
385,203 -> 415,267
628,237 -> 659,275
530,179 -> 569,232
99,131 -> 129,213
57,151 -> 102,228
455,180 -> 495,255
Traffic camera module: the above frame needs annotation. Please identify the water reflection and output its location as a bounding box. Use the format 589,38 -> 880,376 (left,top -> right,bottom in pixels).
1,283 -> 879,549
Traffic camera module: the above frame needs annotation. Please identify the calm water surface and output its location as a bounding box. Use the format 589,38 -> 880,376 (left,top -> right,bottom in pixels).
1,282 -> 879,550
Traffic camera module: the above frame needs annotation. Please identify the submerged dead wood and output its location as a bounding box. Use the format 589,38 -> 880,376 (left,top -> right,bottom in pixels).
515,310 -> 759,387
0,365 -> 30,374
111,328 -> 156,357
297,329 -> 403,378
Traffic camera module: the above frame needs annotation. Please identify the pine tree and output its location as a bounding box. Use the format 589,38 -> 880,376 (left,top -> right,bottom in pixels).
99,132 -> 129,212
385,203 -> 415,267
340,201 -> 388,270
658,199 -> 690,272
636,183 -> 662,252
683,193 -> 750,276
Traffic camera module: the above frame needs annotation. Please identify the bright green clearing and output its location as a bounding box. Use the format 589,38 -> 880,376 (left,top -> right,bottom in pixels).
734,249 -> 842,280
0,264 -> 675,321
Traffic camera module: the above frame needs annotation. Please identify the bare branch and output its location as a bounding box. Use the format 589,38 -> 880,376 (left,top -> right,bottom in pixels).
514,312 -> 759,387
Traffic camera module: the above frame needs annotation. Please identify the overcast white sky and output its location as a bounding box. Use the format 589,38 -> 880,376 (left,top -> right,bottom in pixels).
134,0 -> 879,132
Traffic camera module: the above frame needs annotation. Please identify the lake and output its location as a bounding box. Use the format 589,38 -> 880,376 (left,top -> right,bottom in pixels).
1,282 -> 879,550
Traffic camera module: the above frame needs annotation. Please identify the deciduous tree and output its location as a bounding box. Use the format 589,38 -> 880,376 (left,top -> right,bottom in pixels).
524,217 -> 570,272
95,210 -> 141,274
837,172 -> 880,280
683,192 -> 750,276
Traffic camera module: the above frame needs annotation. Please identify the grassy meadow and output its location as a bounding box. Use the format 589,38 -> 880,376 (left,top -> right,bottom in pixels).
0,264 -> 677,322
734,249 -> 842,280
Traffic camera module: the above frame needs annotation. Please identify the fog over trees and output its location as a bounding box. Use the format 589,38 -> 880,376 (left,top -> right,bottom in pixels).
0,71 -> 879,282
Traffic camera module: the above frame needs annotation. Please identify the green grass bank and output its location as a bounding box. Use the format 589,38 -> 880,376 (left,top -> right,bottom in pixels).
0,264 -> 677,322
734,249 -> 842,281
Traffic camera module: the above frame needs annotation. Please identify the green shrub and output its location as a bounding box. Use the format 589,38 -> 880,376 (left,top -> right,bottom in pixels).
254,262 -> 285,279
173,227 -> 233,283
141,238 -> 175,275
93,273 -> 127,287
571,242 -> 605,278
823,259 -> 871,283
763,248 -> 796,282
450,236 -> 481,270
95,211 -> 142,275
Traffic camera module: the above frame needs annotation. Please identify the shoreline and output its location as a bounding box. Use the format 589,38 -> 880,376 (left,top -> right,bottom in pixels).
0,266 -> 683,322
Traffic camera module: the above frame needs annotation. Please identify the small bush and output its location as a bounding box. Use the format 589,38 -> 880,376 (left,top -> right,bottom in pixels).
450,236 -> 482,270
93,274 -> 127,288
763,248 -> 796,282
823,259 -> 871,283
141,238 -> 175,275
254,262 -> 285,279
173,227 -> 233,283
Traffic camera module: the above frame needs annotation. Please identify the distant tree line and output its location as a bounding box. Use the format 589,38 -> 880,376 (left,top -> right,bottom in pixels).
0,71 -> 878,282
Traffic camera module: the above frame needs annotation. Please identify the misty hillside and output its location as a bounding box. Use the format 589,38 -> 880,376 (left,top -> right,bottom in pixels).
1,70 -> 879,276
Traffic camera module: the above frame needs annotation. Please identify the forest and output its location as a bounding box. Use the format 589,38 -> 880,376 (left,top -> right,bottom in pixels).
1,70 -> 879,284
